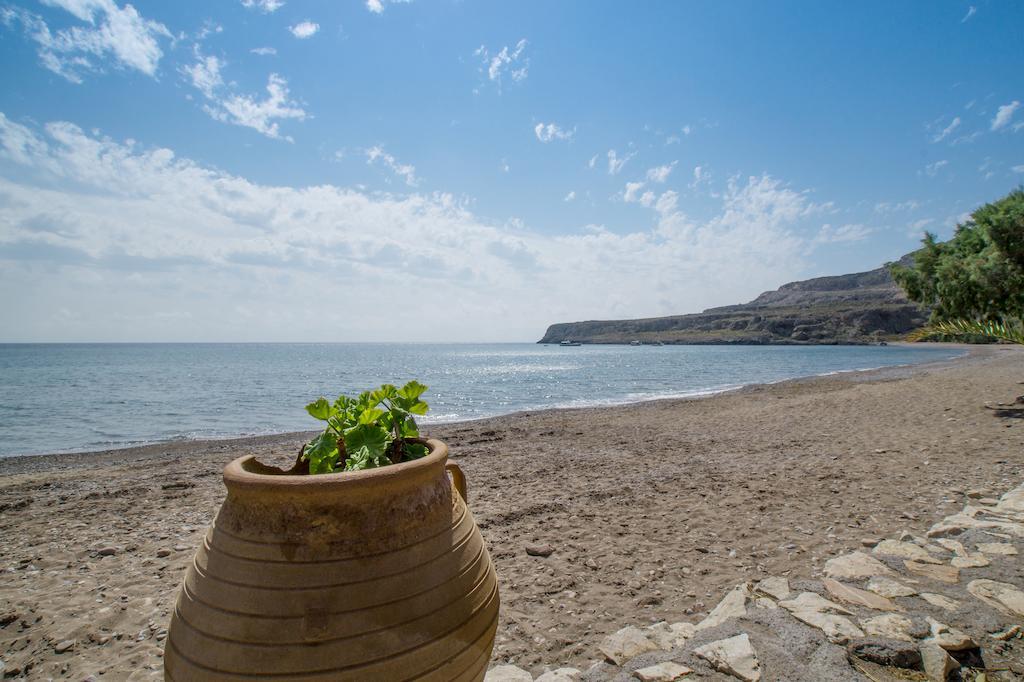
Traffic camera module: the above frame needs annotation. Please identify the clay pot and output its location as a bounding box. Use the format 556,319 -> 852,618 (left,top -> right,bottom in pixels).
165,438 -> 499,681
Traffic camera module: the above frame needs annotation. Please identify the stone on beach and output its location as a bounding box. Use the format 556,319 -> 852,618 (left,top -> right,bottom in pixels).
695,584 -> 749,631
866,576 -> 917,598
919,593 -> 959,611
778,592 -> 864,644
823,578 -> 901,612
903,560 -> 959,584
859,614 -> 914,642
927,618 -> 977,651
692,633 -> 761,682
847,637 -> 921,668
753,576 -> 790,601
824,551 -> 894,580
599,626 -> 660,665
966,579 -> 1024,616
645,621 -> 695,649
950,553 -> 990,569
526,543 -> 555,557
977,542 -> 1017,556
920,641 -> 959,682
485,665 -> 534,682
872,539 -> 942,564
535,667 -> 581,681
996,482 -> 1024,513
632,661 -> 692,681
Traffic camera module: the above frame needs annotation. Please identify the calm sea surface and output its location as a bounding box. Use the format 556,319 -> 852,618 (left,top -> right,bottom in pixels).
0,343 -> 963,458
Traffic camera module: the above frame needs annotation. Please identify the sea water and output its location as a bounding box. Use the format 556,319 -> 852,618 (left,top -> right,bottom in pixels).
0,343 -> 963,457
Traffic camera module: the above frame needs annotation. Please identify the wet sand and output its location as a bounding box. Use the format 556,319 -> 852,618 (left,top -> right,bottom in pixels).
1,344 -> 1022,679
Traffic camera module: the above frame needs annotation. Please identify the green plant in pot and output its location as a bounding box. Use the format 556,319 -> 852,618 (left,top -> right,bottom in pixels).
164,377 -> 500,680
301,379 -> 431,473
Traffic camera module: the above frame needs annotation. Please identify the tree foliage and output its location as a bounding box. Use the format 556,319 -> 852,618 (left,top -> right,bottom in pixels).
889,188 -> 1024,323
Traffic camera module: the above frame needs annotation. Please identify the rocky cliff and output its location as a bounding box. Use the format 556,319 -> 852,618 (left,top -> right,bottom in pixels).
538,255 -> 926,345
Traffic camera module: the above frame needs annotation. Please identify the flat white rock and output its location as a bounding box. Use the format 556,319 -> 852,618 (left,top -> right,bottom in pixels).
485,665 -> 533,682
779,592 -> 864,644
535,668 -> 581,682
696,584 -> 749,631
824,551 -> 894,580
823,578 -> 901,612
951,553 -> 990,568
967,579 -> 1024,616
920,641 -> 959,682
977,542 -> 1018,556
928,618 -> 977,651
866,576 -> 917,598
632,661 -> 692,681
754,576 -> 791,601
599,626 -> 660,665
645,621 -> 696,649
860,613 -> 914,642
873,539 -> 942,564
693,633 -> 761,682
919,592 -> 959,611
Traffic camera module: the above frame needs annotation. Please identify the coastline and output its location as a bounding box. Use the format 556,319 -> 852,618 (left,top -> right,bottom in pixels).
0,342 -> 972,468
1,342 -> 1022,678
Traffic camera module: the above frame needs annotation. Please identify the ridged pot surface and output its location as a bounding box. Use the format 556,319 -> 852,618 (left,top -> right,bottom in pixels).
165,438 -> 499,681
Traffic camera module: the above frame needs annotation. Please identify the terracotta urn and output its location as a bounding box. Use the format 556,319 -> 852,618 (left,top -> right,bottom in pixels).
165,438 -> 499,681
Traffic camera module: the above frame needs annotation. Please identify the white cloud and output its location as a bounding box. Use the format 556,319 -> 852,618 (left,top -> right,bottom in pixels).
182,53 -> 224,99
607,149 -> 634,175
1,1 -> 172,83
366,146 -> 418,186
623,181 -> 645,203
813,223 -> 873,244
991,101 -> 1020,131
0,114 -> 835,342
242,0 -> 284,12
366,0 -> 411,13
923,159 -> 949,177
182,54 -> 307,141
1012,165 -> 1024,173
932,116 -> 961,142
645,161 -> 677,183
874,199 -> 920,213
289,21 -> 319,39
587,154 -> 598,169
665,135 -> 680,145
564,191 -> 575,202
251,46 -> 277,56
475,39 -> 528,91
534,122 -> 574,143
961,6 -> 976,22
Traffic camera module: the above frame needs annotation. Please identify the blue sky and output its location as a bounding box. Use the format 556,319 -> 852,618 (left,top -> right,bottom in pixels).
0,0 -> 1022,342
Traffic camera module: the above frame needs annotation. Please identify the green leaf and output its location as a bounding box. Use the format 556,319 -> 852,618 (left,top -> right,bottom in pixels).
303,431 -> 339,473
357,407 -> 386,425
399,380 -> 428,401
399,417 -> 419,439
343,423 -> 392,462
404,442 -> 428,460
305,397 -> 334,421
374,384 -> 399,402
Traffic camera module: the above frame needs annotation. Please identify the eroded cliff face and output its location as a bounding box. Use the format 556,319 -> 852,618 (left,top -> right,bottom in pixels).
538,256 -> 927,345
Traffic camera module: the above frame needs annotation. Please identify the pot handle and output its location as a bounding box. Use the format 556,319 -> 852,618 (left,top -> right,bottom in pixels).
446,461 -> 468,503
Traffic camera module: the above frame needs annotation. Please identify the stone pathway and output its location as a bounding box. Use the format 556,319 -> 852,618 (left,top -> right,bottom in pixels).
486,482 -> 1024,681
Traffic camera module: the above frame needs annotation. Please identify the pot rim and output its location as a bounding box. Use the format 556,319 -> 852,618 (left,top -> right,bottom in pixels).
223,437 -> 448,493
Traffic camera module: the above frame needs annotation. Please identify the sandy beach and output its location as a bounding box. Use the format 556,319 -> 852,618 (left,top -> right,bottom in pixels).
1,344 -> 1022,679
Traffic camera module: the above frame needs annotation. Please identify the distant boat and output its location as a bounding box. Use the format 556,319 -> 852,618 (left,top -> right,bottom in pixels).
629,340 -> 642,346
559,340 -> 581,347
653,341 -> 664,346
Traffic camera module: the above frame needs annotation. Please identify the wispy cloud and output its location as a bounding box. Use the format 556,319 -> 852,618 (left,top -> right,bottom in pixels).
289,21 -> 319,39
0,114 -> 834,341
932,116 -> 961,142
366,0 -> 412,13
1012,165 -> 1024,173
366,146 -> 419,186
906,218 -> 935,238
251,46 -> 277,56
645,162 -> 677,183
0,1 -> 172,83
813,223 -> 873,244
992,101 -> 1021,131
182,52 -> 307,141
241,0 -> 284,12
874,200 -> 920,213
587,154 -> 598,169
961,6 -> 976,22
564,191 -> 575,202
923,159 -> 949,177
475,39 -> 528,91
607,149 -> 634,175
534,122 -> 574,143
